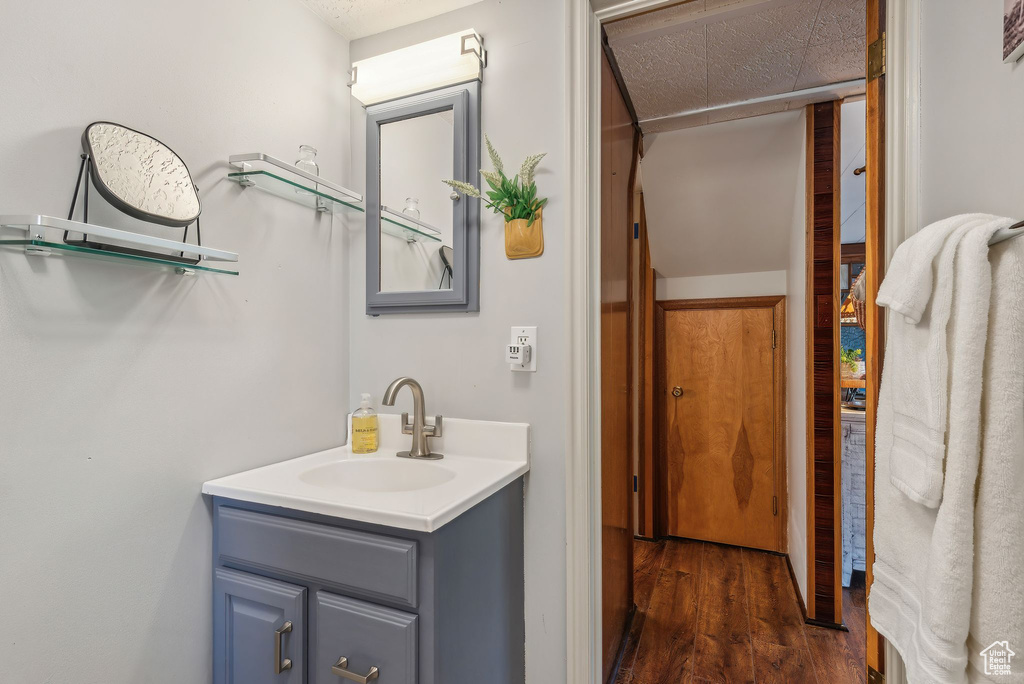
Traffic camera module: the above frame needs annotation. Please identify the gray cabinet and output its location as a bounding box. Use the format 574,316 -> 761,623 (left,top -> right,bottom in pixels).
210,479 -> 525,684
213,567 -> 306,684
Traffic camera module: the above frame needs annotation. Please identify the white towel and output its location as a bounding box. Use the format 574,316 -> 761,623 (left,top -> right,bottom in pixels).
966,238 -> 1024,683
870,217 -> 1012,683
877,215 -> 1013,507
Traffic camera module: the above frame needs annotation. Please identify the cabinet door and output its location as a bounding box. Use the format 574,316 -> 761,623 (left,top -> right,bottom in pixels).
314,591 -> 417,684
214,567 -> 306,684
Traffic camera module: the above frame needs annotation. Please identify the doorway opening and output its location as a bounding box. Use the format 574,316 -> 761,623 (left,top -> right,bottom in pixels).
593,1 -> 888,682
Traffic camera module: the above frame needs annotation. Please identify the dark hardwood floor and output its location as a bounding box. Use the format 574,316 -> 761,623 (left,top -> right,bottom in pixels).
615,538 -> 866,684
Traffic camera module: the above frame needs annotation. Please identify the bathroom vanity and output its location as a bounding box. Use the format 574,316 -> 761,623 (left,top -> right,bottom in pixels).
203,414 -> 529,684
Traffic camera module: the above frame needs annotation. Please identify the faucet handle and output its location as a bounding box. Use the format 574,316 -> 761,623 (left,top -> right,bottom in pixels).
400,412 -> 414,435
424,415 -> 443,438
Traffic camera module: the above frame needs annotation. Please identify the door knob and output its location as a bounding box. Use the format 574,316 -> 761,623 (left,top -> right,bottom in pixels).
671,386 -> 683,398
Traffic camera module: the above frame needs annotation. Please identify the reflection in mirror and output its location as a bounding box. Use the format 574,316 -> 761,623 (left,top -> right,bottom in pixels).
379,110 -> 454,293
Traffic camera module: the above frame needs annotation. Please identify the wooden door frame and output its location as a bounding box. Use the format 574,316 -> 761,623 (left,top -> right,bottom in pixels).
635,195 -> 656,540
653,295 -> 788,553
864,0 -> 888,676
600,43 -> 640,684
803,4 -> 891,666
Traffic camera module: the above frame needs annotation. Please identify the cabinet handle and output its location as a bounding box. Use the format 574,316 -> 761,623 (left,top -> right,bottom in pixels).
332,656 -> 380,682
274,621 -> 293,674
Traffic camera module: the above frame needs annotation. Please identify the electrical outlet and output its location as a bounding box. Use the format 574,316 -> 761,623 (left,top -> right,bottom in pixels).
509,326 -> 537,372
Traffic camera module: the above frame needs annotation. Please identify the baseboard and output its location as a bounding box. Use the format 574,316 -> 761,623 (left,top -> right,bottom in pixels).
606,603 -> 638,684
784,553 -> 808,619
805,617 -> 850,632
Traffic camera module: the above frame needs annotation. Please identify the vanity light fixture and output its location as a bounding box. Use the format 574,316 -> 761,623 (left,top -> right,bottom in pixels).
349,29 -> 486,106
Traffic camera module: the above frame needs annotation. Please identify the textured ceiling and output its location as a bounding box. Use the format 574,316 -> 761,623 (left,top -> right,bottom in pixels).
296,0 -> 483,39
606,0 -> 866,132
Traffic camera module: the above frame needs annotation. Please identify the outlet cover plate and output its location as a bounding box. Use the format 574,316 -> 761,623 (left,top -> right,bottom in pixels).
511,326 -> 537,372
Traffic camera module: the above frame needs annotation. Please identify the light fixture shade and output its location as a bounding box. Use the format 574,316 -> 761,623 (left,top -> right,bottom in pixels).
350,29 -> 485,106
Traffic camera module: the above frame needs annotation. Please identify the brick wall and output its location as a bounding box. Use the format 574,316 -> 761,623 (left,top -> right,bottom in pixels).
841,414 -> 867,585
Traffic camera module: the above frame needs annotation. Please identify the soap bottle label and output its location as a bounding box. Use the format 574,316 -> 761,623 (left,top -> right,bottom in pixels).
351,415 -> 379,454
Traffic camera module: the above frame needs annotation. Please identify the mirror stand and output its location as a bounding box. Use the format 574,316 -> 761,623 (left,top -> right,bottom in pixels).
63,153 -> 204,266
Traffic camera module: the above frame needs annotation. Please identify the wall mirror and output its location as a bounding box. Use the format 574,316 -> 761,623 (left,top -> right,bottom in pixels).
365,82 -> 480,314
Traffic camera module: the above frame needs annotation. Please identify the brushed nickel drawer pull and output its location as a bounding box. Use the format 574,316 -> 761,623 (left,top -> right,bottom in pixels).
274,621 -> 293,674
332,656 -> 380,682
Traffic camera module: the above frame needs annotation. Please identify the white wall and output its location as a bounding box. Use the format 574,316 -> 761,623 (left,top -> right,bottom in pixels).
919,0 -> 1024,225
346,2 -> 567,681
655,269 -> 788,300
786,111 -> 809,604
840,98 -> 867,244
641,111 -> 807,278
0,2 -> 351,682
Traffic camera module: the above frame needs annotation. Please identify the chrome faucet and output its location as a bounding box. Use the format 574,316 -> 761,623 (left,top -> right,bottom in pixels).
382,377 -> 444,460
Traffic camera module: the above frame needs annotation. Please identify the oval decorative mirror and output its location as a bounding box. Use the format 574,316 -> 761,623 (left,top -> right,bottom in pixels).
82,121 -> 202,227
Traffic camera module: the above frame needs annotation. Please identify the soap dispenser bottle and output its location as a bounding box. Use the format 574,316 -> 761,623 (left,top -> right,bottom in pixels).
351,393 -> 379,454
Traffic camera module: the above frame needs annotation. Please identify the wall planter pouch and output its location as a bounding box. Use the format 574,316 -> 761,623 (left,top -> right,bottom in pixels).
504,207 -> 543,259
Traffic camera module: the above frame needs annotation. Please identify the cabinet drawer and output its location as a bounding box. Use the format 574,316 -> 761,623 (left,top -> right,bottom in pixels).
314,591 -> 417,684
217,506 -> 417,607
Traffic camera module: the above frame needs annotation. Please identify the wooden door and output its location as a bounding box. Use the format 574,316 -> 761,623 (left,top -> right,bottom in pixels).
600,49 -> 636,682
660,300 -> 783,552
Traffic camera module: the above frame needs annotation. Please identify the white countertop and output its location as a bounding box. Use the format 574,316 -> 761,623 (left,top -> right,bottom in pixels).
202,413 -> 530,533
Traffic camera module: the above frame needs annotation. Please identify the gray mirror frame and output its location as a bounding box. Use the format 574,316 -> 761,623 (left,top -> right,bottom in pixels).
365,81 -> 481,315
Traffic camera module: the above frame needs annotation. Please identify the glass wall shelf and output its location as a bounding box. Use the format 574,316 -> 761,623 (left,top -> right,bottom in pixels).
0,215 -> 239,276
227,153 -> 442,244
227,169 -> 366,214
381,206 -> 442,243
0,239 -> 240,275
228,152 -> 365,215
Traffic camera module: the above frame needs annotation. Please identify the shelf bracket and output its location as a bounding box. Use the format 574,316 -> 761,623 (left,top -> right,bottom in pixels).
230,161 -> 256,187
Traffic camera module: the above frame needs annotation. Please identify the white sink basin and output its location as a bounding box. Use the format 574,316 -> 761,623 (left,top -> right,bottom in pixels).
202,413 -> 530,532
299,459 -> 457,493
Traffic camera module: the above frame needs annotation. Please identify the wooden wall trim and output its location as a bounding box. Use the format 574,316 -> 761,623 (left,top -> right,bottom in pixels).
804,100 -> 843,628
637,196 -> 656,539
804,106 -> 815,621
600,29 -> 640,129
775,297 -> 788,555
658,295 -> 785,310
865,0 -> 888,672
841,242 -> 866,263
653,303 -> 667,538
